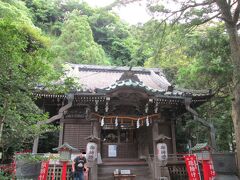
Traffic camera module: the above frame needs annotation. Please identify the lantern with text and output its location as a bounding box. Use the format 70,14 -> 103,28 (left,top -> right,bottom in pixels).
157,143 -> 168,161
86,142 -> 97,162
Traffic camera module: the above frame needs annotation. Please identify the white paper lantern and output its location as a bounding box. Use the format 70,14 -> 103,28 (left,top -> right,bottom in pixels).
86,142 -> 97,162
157,143 -> 168,161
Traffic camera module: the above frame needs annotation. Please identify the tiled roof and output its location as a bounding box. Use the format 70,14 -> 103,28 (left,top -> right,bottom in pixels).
65,63 -> 171,92
62,63 -> 212,98
52,142 -> 79,151
191,143 -> 208,151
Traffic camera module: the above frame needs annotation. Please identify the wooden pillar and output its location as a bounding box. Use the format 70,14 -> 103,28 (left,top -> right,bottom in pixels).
89,119 -> 100,180
152,120 -> 159,179
152,120 -> 159,154
59,120 -> 64,147
171,118 -> 177,154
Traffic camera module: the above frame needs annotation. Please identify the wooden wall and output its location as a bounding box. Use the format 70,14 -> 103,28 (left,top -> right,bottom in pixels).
101,143 -> 138,159
62,119 -> 91,151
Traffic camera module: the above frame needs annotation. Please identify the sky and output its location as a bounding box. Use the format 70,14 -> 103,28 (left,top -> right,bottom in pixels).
83,0 -> 152,24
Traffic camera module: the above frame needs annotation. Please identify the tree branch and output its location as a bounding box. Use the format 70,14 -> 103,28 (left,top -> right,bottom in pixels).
233,1 -> 240,23
198,12 -> 222,25
172,0 -> 215,14
216,0 -> 234,24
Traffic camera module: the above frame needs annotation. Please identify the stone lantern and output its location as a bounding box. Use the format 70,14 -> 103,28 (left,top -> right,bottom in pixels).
53,143 -> 78,161
53,143 -> 78,180
191,142 -> 211,160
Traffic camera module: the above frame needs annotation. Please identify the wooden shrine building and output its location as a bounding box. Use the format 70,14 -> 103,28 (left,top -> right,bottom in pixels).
33,64 -> 213,179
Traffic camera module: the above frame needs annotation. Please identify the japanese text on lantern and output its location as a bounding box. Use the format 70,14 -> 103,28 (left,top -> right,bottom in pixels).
157,143 -> 168,161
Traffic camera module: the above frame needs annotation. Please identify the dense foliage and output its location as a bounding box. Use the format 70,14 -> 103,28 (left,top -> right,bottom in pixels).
0,0 -> 58,161
51,10 -> 110,65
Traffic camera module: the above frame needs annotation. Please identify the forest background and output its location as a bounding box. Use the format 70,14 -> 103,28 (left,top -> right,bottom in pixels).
0,0 -> 234,162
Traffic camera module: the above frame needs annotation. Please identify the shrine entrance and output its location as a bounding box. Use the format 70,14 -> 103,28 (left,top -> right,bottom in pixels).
101,126 -> 138,159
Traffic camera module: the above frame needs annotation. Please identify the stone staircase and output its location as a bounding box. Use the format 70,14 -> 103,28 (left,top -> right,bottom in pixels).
97,159 -> 152,180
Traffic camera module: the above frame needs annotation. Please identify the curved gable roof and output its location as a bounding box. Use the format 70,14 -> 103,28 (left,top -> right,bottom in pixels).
65,63 -> 171,92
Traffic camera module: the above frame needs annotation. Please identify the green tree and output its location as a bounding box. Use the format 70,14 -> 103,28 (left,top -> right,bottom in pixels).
141,21 -> 191,81
51,10 -> 110,66
22,0 -> 140,66
115,1 -> 240,170
88,9 -> 134,65
177,25 -> 233,151
22,0 -> 87,36
0,1 -> 58,161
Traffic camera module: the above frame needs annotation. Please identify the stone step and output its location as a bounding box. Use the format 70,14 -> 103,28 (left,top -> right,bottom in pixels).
98,162 -> 152,180
98,175 -> 152,180
101,161 -> 147,166
98,169 -> 151,176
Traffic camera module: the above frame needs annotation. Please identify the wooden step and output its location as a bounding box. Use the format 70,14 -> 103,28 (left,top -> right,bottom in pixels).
101,161 -> 147,166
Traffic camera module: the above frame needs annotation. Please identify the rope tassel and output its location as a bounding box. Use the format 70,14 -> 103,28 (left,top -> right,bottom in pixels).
137,118 -> 140,128
115,116 -> 118,127
146,116 -> 149,126
101,117 -> 105,126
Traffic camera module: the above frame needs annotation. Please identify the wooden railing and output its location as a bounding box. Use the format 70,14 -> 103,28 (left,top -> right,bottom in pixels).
47,165 -> 72,180
147,154 -> 187,180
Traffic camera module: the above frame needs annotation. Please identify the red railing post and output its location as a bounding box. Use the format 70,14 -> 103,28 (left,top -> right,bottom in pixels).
61,162 -> 67,180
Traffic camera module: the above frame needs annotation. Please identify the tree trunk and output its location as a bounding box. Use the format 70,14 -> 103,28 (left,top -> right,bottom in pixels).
232,84 -> 240,175
225,23 -> 240,175
0,98 -> 8,147
0,119 -> 4,146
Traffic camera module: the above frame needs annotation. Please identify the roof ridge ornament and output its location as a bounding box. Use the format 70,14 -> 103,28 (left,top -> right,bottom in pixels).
119,70 -> 140,82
